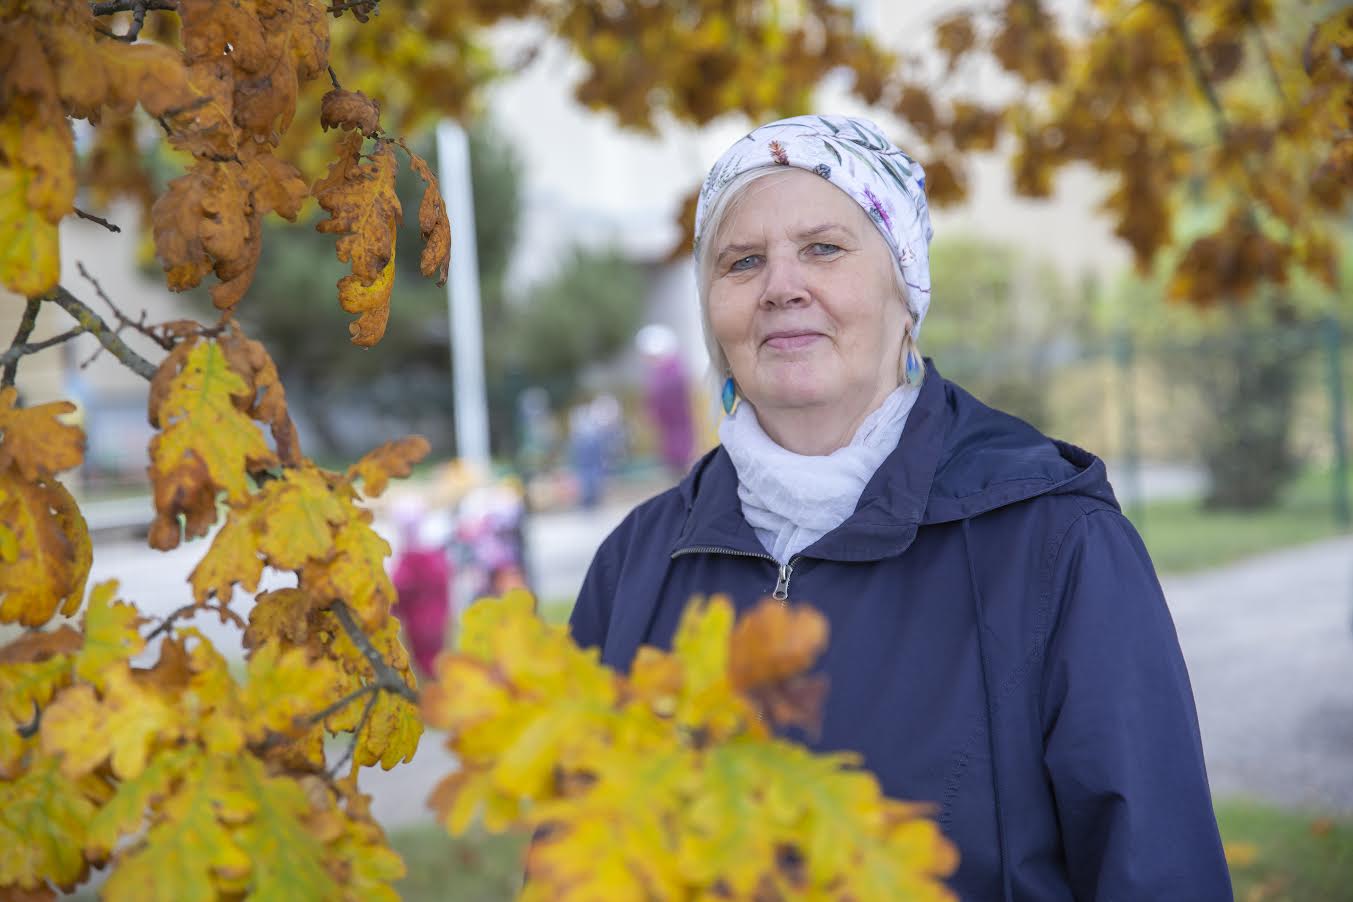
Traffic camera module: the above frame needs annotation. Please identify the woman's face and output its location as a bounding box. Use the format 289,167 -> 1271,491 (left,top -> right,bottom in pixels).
707,168 -> 908,424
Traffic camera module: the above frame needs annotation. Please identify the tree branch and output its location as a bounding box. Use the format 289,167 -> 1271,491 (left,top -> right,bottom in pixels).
0,327 -> 88,377
1154,0 -> 1231,146
306,682 -> 379,729
77,262 -> 176,351
329,601 -> 419,704
73,207 -> 122,233
46,286 -> 158,381
16,701 -> 40,739
2,298 -> 42,388
1246,8 -> 1289,108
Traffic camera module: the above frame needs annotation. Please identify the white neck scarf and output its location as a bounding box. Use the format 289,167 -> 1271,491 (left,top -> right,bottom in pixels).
718,382 -> 921,564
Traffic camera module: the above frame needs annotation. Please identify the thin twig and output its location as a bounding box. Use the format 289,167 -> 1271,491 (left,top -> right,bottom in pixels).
145,603 -> 199,642
327,65 -> 342,90
329,601 -> 419,704
0,328 -> 88,375
73,208 -> 122,233
46,286 -> 158,381
327,0 -> 379,15
328,689 -> 379,778
2,298 -> 42,388
1153,0 -> 1230,145
77,262 -> 175,350
306,682 -> 380,729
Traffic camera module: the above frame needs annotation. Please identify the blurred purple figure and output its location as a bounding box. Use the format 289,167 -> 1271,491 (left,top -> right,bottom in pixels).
638,324 -> 694,477
389,500 -> 452,677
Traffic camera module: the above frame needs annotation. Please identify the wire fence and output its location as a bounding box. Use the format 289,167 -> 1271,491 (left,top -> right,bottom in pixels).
937,316 -> 1352,528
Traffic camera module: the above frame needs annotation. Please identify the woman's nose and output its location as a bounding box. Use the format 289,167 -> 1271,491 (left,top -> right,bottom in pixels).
758,256 -> 808,308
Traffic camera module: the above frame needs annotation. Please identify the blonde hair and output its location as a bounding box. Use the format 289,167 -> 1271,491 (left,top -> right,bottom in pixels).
693,166 -> 924,387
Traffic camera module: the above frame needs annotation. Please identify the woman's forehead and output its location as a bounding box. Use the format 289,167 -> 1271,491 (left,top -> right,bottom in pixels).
719,171 -> 866,242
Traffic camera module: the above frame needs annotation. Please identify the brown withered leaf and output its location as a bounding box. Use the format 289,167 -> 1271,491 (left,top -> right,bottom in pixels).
935,13 -> 977,71
949,102 -> 1002,153
0,625 -> 82,665
346,436 -> 431,498
218,326 -> 302,466
320,88 -> 381,137
314,134 -> 403,286
405,147 -> 451,285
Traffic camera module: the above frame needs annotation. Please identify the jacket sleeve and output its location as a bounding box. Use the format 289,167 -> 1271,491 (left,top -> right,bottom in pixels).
568,514 -> 631,652
1040,508 -> 1232,902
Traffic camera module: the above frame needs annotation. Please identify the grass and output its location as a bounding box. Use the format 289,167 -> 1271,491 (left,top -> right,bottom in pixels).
1132,467 -> 1351,574
386,800 -> 1353,901
1216,799 -> 1353,901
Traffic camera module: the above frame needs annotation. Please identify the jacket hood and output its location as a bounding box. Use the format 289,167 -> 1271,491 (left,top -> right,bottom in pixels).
674,360 -> 1119,562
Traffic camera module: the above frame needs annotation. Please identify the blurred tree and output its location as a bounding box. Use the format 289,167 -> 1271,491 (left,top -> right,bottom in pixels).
504,247 -> 647,406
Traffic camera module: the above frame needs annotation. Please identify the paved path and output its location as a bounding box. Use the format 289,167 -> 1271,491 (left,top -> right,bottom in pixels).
1166,535 -> 1353,814
82,506 -> 1353,827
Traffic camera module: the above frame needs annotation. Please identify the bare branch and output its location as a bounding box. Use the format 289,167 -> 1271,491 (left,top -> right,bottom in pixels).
307,683 -> 379,731
329,601 -> 419,704
77,262 -> 176,351
2,298 -> 42,388
46,286 -> 158,381
0,327 -> 89,377
73,207 -> 122,233
1153,0 -> 1231,146
328,0 -> 380,17
327,65 -> 342,90
145,603 -> 198,642
17,701 -> 40,739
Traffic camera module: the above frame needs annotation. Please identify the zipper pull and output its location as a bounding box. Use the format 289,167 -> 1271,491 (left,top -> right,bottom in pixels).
772,561 -> 794,602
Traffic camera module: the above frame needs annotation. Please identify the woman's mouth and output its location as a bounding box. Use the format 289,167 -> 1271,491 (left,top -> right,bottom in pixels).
762,331 -> 822,351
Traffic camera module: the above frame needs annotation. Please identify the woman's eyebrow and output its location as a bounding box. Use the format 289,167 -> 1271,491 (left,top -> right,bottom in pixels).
716,241 -> 761,262
793,222 -> 852,241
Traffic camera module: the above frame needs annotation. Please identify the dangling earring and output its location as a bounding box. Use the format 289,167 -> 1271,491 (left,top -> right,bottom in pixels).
905,347 -> 923,384
721,375 -> 739,415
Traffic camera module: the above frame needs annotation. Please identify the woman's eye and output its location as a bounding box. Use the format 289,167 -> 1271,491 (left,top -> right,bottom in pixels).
729,255 -> 761,272
809,242 -> 842,256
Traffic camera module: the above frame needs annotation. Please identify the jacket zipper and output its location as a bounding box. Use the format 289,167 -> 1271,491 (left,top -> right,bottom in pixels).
671,546 -> 801,604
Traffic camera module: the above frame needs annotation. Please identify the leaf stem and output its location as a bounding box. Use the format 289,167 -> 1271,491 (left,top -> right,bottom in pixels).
327,689 -> 379,778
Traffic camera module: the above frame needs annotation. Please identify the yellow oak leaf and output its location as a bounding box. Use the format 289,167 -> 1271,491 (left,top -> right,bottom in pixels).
0,754 -> 103,893
188,508 -> 264,604
75,581 -> 145,689
0,136 -> 61,297
0,469 -> 90,626
85,746 -> 194,858
337,246 -> 396,348
41,666 -> 179,780
243,587 -> 317,650
240,641 -> 340,743
253,466 -> 346,570
345,435 -> 430,498
354,690 -> 422,770
306,515 -> 395,628
147,339 -> 277,549
0,654 -> 70,779
230,755 -> 341,899
101,753 -> 251,902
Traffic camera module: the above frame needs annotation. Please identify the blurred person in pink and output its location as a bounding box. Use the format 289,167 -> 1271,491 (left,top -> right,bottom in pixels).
389,498 -> 453,677
638,323 -> 696,478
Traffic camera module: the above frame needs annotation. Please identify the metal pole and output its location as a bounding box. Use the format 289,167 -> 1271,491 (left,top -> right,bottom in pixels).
435,120 -> 491,467
1325,315 -> 1350,526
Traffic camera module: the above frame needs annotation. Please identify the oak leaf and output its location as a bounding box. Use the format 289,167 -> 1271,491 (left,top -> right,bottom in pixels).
75,581 -> 145,690
405,147 -> 451,285
346,435 -> 431,498
321,88 -> 381,136
147,338 -> 277,549
0,470 -> 91,627
41,666 -> 179,780
0,388 -> 84,482
0,755 -> 105,893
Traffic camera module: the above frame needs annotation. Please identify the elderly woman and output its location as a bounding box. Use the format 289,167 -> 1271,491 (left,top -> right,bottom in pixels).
570,115 -> 1230,900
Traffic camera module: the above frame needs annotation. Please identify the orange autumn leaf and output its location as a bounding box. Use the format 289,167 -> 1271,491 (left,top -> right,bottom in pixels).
404,146 -> 451,286
0,387 -> 83,482
321,88 -> 381,136
346,436 -> 431,498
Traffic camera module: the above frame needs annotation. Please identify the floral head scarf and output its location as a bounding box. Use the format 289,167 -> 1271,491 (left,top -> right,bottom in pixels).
694,114 -> 934,336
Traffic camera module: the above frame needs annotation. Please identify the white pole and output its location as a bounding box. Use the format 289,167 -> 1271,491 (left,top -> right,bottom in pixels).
435,120 -> 491,467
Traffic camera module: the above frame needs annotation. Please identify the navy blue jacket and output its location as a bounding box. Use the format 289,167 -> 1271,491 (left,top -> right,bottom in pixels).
570,364 -> 1232,901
